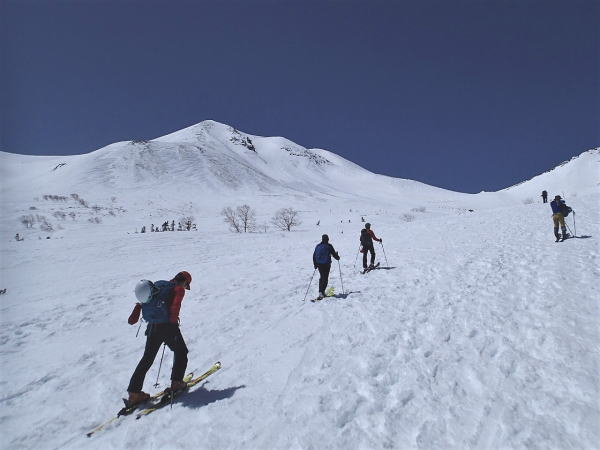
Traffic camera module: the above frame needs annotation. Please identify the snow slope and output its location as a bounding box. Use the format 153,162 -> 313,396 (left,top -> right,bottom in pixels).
0,123 -> 598,449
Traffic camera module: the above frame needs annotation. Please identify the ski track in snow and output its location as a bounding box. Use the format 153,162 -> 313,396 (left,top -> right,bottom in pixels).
0,194 -> 598,449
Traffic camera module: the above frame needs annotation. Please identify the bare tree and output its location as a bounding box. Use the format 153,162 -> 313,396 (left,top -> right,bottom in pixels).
40,217 -> 54,231
272,207 -> 302,231
222,207 -> 241,232
236,204 -> 256,232
20,215 -> 34,228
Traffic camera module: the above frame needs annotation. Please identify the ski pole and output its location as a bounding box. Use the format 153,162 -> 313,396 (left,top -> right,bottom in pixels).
338,259 -> 345,295
353,245 -> 361,270
303,268 -> 317,302
380,241 -> 389,266
573,211 -> 577,236
153,344 -> 166,388
136,320 -> 143,338
565,220 -> 574,237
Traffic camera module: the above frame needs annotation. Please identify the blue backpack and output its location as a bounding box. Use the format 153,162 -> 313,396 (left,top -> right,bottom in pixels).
314,243 -> 331,264
141,280 -> 174,324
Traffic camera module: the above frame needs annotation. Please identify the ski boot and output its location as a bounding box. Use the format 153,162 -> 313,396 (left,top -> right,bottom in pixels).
127,391 -> 150,407
170,380 -> 188,392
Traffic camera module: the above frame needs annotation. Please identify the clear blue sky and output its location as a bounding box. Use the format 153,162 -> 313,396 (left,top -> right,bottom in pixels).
1,0 -> 598,193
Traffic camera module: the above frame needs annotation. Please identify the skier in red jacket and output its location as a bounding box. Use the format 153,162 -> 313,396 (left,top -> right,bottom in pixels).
126,271 -> 191,406
360,223 -> 382,270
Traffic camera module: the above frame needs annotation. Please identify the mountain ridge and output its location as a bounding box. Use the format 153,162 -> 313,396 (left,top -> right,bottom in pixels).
1,121 -> 597,228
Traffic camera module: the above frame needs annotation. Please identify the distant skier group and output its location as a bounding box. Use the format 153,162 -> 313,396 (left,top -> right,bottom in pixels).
310,222 -> 384,301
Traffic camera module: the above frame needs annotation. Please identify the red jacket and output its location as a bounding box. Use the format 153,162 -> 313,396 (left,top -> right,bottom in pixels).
367,229 -> 381,242
128,284 -> 186,325
168,285 -> 185,324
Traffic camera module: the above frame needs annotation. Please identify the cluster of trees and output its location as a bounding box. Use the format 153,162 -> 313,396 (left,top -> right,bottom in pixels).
139,217 -> 197,233
222,205 -> 256,233
43,194 -> 68,201
70,193 -> 89,207
41,193 -> 90,208
221,205 -> 301,232
53,211 -> 77,220
20,214 -> 53,231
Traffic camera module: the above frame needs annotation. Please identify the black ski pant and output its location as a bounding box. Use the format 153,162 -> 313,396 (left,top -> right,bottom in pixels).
128,323 -> 188,393
362,243 -> 376,268
316,263 -> 331,294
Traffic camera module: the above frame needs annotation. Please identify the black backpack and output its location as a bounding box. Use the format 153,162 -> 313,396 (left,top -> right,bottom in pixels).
360,229 -> 371,245
560,203 -> 572,217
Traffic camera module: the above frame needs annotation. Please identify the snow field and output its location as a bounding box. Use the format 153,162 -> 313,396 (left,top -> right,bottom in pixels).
1,194 -> 598,449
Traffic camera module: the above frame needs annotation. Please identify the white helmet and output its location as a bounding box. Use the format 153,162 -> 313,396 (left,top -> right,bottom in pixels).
135,280 -> 155,303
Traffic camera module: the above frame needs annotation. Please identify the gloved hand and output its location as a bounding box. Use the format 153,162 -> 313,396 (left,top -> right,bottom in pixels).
379,238 -> 383,243
314,265 -> 318,270
128,303 -> 141,325
335,253 -> 340,260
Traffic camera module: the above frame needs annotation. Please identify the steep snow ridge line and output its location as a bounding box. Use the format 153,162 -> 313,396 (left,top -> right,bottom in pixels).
503,147 -> 599,193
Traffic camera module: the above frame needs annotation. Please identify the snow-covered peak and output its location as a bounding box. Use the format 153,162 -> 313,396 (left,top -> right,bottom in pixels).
0,120 -> 456,212
152,119 -> 232,144
503,148 -> 599,198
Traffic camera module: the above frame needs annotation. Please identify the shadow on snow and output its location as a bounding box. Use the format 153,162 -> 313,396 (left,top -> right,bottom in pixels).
331,290 -> 361,299
177,383 -> 246,409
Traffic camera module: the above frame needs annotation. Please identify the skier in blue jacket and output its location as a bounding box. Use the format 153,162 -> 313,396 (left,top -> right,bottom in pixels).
313,234 -> 340,299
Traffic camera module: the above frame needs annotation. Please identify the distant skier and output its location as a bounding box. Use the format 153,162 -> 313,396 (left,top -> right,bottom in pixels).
541,190 -> 548,203
125,271 -> 192,406
550,195 -> 571,242
313,234 -> 340,300
360,223 -> 382,269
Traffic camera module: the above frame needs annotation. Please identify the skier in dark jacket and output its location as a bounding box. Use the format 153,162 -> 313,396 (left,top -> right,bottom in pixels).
360,223 -> 382,269
313,234 -> 340,299
550,195 -> 570,242
541,190 -> 548,203
126,271 -> 192,405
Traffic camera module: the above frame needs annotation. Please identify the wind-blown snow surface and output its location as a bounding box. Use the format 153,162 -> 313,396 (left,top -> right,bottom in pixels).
0,123 -> 598,449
